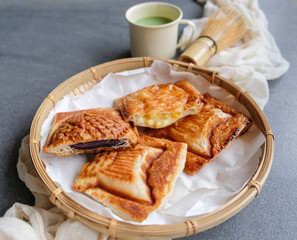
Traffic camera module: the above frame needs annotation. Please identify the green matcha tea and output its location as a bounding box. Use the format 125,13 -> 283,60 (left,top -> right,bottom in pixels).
135,16 -> 172,26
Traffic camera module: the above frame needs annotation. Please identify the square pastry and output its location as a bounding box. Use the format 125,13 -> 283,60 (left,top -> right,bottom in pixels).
42,108 -> 139,157
147,93 -> 252,175
72,135 -> 187,222
115,80 -> 207,129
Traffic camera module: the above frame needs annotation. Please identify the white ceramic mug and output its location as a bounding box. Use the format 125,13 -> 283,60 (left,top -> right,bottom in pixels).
125,2 -> 196,59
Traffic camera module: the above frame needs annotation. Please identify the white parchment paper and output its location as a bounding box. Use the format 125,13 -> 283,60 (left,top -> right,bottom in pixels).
40,60 -> 265,225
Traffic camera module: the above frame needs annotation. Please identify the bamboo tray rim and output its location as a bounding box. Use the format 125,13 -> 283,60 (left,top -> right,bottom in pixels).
29,57 -> 274,239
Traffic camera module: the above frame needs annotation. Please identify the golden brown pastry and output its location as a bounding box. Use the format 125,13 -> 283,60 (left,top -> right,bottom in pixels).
203,93 -> 239,117
72,135 -> 187,222
184,113 -> 252,175
42,108 -> 139,157
115,80 -> 207,129
148,93 -> 252,175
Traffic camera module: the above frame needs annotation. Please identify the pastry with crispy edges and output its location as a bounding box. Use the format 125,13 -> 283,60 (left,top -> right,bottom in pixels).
42,108 -> 139,157
72,135 -> 187,222
147,93 -> 252,175
115,80 -> 207,129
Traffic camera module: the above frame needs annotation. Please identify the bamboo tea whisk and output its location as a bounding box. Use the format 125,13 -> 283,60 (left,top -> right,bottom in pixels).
179,6 -> 248,66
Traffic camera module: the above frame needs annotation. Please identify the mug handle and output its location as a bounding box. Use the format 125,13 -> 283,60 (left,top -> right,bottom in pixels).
176,19 -> 196,48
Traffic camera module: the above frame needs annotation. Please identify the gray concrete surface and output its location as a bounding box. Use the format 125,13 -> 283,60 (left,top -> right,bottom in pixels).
0,0 -> 296,239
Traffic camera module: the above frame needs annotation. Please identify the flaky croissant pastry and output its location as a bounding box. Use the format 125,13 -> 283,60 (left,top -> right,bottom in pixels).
115,80 -> 207,129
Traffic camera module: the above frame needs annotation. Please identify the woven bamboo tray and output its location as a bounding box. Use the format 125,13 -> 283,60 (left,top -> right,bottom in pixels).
29,57 -> 274,239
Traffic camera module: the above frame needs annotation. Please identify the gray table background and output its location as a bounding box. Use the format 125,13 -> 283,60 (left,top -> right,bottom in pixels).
1,0 -> 296,239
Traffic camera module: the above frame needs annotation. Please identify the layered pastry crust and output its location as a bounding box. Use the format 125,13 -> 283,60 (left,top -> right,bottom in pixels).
72,135 -> 187,222
42,108 -> 139,157
148,93 -> 252,175
115,81 -> 207,129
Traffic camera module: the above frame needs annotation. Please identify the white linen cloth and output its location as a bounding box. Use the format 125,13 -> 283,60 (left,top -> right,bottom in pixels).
0,0 -> 289,239
180,0 -> 289,109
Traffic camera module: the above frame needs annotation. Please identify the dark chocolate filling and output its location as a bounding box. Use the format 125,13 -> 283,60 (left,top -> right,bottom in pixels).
70,139 -> 127,150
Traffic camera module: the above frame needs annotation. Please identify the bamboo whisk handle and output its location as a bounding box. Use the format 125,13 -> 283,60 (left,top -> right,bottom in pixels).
179,36 -> 217,66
